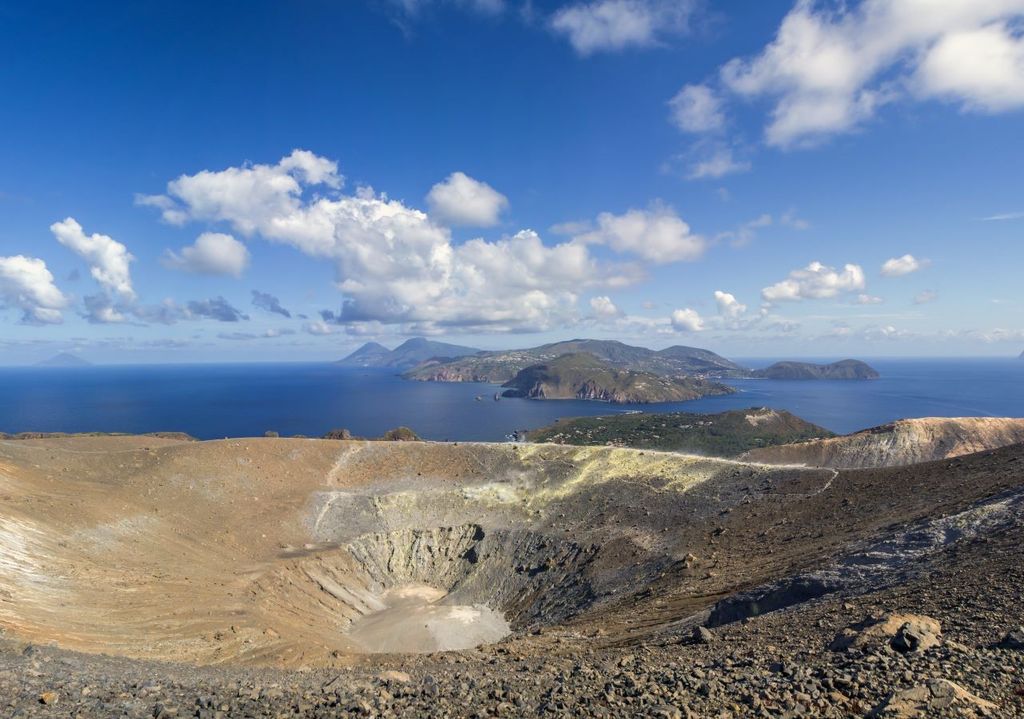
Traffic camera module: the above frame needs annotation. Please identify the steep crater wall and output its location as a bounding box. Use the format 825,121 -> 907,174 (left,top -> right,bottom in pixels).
252,525 -> 603,653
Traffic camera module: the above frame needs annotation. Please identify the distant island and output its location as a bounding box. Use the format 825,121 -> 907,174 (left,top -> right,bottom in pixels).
499,353 -> 735,403
36,352 -> 91,367
528,407 -> 834,455
752,360 -> 880,380
337,338 -> 880,402
348,338 -> 750,383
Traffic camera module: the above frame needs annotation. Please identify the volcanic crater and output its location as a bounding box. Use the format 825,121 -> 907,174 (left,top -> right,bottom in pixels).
0,436 -> 843,666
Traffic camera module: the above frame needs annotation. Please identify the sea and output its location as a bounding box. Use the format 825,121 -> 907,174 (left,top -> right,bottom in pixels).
0,358 -> 1021,441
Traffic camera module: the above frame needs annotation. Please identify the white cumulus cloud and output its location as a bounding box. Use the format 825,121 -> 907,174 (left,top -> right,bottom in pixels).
669,84 -> 725,133
0,255 -> 68,324
714,290 -> 748,321
550,0 -> 694,55
136,149 -> 343,235
139,150 -> 639,333
881,253 -> 927,276
762,261 -> 866,302
589,295 -> 621,318
915,21 -> 1024,112
686,146 -> 751,180
670,307 -> 705,332
50,217 -> 135,301
575,204 -> 706,263
162,232 -> 251,277
426,172 -> 509,227
717,0 -> 1024,147
304,319 -> 338,336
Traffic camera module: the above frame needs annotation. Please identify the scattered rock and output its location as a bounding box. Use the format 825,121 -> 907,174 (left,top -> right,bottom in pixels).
997,626 -> 1024,650
692,626 -> 715,645
38,691 -> 59,705
378,670 -> 412,683
890,621 -> 941,654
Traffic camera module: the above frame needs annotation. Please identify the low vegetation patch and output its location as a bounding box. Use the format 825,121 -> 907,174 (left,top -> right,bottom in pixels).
527,407 -> 834,457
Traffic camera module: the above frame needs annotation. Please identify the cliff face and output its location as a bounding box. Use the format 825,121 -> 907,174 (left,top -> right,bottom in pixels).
742,417 -> 1024,469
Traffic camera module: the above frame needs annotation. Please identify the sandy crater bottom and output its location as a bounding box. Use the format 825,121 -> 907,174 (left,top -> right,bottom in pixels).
345,584 -> 511,653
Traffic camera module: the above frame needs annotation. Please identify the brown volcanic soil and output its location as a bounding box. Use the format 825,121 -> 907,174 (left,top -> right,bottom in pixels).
1,436 -> 1023,717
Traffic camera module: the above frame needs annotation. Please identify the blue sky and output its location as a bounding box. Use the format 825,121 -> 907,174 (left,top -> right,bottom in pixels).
1,0 -> 1022,363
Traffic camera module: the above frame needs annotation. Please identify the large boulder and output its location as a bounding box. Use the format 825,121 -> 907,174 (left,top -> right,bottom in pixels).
830,613 -> 941,653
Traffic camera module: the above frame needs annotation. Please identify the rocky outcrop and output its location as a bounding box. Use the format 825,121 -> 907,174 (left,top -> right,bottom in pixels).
742,417 -> 1024,469
829,614 -> 942,653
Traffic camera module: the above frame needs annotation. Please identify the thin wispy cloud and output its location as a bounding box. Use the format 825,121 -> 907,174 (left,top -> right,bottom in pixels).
981,211 -> 1024,222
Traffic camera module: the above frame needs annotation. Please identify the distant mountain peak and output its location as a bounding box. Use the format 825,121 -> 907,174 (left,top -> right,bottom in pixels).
36,352 -> 91,367
337,337 -> 479,370
397,337 -> 429,347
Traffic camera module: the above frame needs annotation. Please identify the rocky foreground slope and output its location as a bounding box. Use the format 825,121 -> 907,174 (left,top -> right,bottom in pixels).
743,417 -> 1024,468
1,435 -> 1023,716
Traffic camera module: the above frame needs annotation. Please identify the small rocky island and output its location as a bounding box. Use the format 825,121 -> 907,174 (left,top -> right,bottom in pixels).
752,359 -> 880,380
499,353 -> 734,403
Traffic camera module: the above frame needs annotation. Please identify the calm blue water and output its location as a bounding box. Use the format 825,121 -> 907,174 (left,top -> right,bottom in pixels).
0,359 -> 1021,440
